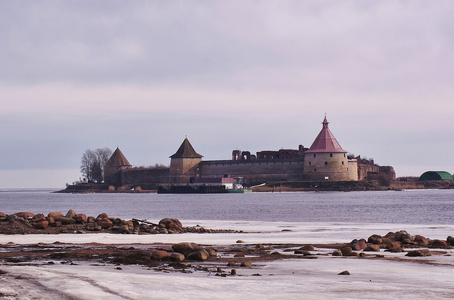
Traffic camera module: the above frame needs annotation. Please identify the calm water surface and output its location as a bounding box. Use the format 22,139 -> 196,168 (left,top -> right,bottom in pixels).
0,189 -> 453,224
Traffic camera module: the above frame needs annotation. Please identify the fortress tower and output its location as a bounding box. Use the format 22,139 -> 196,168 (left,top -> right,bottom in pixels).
303,116 -> 353,181
169,138 -> 203,183
104,147 -> 132,185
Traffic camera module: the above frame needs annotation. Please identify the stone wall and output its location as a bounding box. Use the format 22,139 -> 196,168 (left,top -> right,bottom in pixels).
120,168 -> 170,188
199,159 -> 305,186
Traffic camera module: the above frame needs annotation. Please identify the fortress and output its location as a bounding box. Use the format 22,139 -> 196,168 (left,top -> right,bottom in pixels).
104,116 -> 395,188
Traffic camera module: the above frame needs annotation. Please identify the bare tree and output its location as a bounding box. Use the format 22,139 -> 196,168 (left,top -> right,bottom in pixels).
80,147 -> 112,183
80,149 -> 96,182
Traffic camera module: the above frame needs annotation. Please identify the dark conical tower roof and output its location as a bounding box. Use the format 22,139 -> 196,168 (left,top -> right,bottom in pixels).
170,138 -> 203,159
105,147 -> 132,167
305,116 -> 347,153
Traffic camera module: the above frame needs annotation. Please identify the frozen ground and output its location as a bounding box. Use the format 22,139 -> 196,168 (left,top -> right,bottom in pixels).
1,221 -> 454,299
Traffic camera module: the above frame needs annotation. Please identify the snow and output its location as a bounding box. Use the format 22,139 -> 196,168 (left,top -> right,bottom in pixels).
1,221 -> 454,299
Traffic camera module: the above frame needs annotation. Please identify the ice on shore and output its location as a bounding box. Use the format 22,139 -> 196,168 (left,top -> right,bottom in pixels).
1,221 -> 454,299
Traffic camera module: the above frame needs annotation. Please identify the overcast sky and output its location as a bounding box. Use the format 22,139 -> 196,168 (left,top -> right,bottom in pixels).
1,1 -> 454,188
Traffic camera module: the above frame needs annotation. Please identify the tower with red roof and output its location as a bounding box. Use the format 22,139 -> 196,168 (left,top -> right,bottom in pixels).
303,116 -> 357,181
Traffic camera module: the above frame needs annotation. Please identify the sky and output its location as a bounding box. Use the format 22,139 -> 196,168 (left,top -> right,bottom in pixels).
1,0 -> 454,188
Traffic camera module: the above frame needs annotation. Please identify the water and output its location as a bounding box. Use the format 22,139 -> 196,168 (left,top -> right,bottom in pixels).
1,189 -> 453,224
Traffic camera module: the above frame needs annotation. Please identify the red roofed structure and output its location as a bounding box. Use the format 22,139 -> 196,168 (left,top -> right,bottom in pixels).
305,116 -> 347,153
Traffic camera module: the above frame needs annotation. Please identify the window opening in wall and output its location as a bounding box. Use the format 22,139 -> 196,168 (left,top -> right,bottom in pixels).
314,168 -> 317,171
309,161 -> 311,165
325,162 -> 328,165
330,153 -> 333,157
342,161 -> 344,165
313,154 -> 316,158
344,153 -> 346,157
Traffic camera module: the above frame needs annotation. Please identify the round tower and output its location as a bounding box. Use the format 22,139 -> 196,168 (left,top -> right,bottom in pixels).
303,117 -> 350,181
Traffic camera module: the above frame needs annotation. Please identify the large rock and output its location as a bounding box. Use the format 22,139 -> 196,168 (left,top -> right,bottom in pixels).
172,242 -> 202,257
97,218 -> 113,229
97,213 -> 109,220
187,249 -> 209,261
447,236 -> 454,246
406,249 -> 431,257
59,217 -> 76,225
169,252 -> 185,262
414,235 -> 429,246
32,220 -> 49,229
364,244 -> 380,252
0,212 -> 6,221
350,239 -> 367,251
32,214 -> 46,222
48,212 -> 64,221
15,212 -> 35,219
431,239 -> 447,249
394,230 -> 410,242
368,234 -> 383,244
150,250 -> 170,261
159,218 -> 183,230
75,214 -> 87,224
65,209 -> 76,219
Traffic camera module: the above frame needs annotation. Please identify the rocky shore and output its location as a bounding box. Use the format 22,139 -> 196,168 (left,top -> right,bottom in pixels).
0,210 -> 238,235
1,211 -> 453,277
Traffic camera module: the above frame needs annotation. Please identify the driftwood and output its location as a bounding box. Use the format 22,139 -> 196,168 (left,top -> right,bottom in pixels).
132,218 -> 160,227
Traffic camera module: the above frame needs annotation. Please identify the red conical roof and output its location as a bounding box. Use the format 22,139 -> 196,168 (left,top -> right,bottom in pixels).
305,117 -> 347,153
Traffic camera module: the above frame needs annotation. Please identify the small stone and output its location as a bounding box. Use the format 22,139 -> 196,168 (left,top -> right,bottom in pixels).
236,240 -> 245,244
338,270 -> 350,275
240,262 -> 252,267
230,269 -> 236,275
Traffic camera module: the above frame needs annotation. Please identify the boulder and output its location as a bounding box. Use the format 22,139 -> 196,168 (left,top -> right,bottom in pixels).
97,218 -> 113,229
332,250 -> 342,256
169,252 -> 185,262
15,212 -> 35,219
172,242 -> 202,257
431,239 -> 447,249
340,247 -> 353,256
368,234 -> 383,244
447,236 -> 454,246
187,249 -> 209,261
75,214 -> 87,224
59,217 -> 76,225
48,212 -> 64,221
97,213 -> 109,220
0,212 -> 6,220
299,245 -> 315,251
159,218 -> 183,230
117,225 -> 130,234
47,217 -> 55,225
394,230 -> 410,242
406,249 -> 431,257
206,248 -> 217,257
150,250 -> 170,261
364,244 -> 380,252
414,234 -> 429,247
65,209 -> 76,219
350,239 -> 367,251
32,220 -> 49,229
32,214 -> 46,222
6,214 -> 18,222
240,262 -> 253,267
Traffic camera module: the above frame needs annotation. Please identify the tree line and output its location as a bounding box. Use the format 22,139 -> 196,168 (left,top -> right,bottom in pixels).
80,147 -> 112,183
